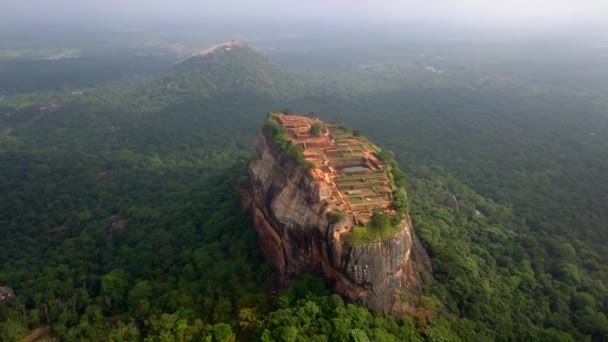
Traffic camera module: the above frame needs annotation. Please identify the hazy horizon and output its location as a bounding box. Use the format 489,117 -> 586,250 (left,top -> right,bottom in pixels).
3,0 -> 608,31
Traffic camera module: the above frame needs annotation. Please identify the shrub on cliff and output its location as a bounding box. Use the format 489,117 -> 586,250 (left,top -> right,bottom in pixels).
370,211 -> 391,230
327,210 -> 347,224
346,211 -> 402,246
263,113 -> 314,170
310,122 -> 323,136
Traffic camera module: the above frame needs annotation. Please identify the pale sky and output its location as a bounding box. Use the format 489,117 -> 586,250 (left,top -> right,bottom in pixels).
3,0 -> 608,28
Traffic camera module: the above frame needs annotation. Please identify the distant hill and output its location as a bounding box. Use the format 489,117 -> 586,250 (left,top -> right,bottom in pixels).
161,40 -> 306,99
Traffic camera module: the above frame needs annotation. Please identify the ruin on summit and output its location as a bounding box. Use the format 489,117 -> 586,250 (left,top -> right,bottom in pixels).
273,114 -> 395,225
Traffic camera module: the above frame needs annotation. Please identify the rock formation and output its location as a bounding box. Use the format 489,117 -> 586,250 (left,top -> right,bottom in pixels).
243,113 -> 431,316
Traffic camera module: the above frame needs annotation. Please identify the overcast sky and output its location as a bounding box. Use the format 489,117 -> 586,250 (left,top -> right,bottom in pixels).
3,0 -> 608,29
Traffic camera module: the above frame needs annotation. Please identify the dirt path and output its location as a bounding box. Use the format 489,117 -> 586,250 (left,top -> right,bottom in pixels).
23,325 -> 49,342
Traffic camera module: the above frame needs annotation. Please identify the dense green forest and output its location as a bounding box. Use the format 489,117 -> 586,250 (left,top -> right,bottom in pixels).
1,40 -> 608,341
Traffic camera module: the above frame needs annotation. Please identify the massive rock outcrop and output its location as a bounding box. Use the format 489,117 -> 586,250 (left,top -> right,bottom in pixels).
243,114 -> 431,315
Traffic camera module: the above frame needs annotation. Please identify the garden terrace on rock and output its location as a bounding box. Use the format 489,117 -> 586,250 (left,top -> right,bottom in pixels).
269,113 -> 396,226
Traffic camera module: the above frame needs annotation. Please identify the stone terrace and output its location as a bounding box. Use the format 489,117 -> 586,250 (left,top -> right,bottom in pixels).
273,113 -> 394,225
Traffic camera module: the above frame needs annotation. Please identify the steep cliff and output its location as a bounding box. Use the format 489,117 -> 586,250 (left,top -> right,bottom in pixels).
244,114 -> 431,315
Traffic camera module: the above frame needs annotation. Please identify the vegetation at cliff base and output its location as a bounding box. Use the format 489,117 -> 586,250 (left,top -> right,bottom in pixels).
255,276 -> 432,341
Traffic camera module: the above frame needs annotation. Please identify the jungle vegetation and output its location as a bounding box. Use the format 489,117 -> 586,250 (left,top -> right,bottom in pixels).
0,38 -> 607,341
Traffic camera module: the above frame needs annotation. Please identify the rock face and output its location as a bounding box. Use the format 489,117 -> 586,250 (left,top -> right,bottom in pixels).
245,128 -> 431,315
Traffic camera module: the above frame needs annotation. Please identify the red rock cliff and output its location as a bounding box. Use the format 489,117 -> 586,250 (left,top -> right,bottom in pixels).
245,125 -> 431,315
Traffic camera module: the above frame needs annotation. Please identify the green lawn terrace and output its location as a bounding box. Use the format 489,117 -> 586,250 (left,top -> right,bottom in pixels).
272,113 -> 395,226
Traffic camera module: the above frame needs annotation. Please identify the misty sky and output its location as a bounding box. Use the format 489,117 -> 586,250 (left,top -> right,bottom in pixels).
3,0 -> 608,28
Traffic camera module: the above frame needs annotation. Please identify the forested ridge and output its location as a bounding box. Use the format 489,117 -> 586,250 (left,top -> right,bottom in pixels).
1,44 -> 607,341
